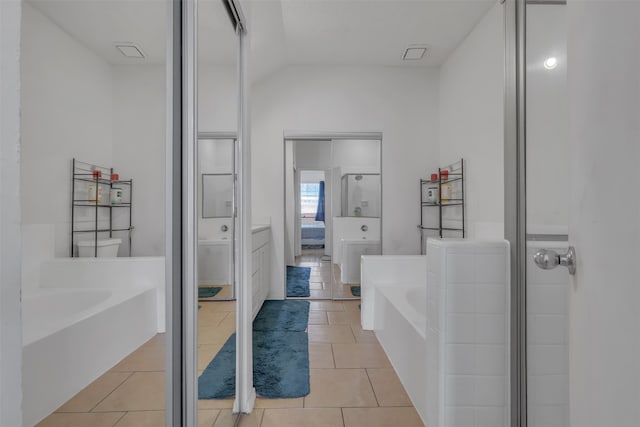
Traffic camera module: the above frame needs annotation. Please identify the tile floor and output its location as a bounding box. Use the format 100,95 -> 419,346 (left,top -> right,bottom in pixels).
36,300 -> 424,427
294,249 -> 360,300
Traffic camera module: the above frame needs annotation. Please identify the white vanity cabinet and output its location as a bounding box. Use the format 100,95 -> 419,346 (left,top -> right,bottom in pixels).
251,226 -> 270,319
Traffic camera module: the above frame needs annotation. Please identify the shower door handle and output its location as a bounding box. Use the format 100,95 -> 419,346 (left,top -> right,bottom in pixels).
534,246 -> 577,275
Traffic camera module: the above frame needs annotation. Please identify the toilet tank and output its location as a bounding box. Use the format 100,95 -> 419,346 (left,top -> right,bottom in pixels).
340,239 -> 381,284
198,240 -> 232,285
76,238 -> 122,258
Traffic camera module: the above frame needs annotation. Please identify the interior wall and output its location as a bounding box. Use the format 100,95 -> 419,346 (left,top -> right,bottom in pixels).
112,65 -> 166,256
0,0 -> 23,423
567,2 -> 640,426
438,2 -> 505,239
252,66 -> 439,299
21,3 -> 114,257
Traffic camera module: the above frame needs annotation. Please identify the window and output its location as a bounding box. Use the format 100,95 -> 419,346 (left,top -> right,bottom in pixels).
300,183 -> 320,217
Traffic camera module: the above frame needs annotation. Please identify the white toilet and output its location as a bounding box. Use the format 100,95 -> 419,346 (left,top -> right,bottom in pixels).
76,238 -> 122,257
340,239 -> 381,284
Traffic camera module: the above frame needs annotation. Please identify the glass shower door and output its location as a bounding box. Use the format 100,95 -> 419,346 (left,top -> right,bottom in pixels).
525,3 -> 569,426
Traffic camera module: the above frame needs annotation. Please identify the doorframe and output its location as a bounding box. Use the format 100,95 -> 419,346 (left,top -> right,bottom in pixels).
282,132 -> 383,301
504,0 -> 527,426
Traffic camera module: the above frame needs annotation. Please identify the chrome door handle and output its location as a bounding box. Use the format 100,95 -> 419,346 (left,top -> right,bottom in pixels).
534,246 -> 576,275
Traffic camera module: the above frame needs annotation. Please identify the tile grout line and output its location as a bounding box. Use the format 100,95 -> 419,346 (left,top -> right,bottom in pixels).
340,407 -> 346,427
364,368 -> 381,407
87,371 -> 136,413
110,410 -> 129,427
257,407 -> 266,427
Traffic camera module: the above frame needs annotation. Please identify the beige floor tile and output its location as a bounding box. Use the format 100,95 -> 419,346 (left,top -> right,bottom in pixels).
367,368 -> 412,407
332,343 -> 391,369
198,343 -> 225,370
198,322 -> 235,345
56,372 -> 132,412
308,325 -> 355,343
310,301 -> 345,311
309,281 -> 325,290
214,409 -> 263,427
309,342 -> 335,368
350,324 -> 378,344
111,334 -> 165,372
343,407 -> 424,427
304,369 -> 377,408
198,410 -> 221,427
308,311 -> 329,325
36,412 -> 125,427
343,300 -> 362,312
113,410 -> 164,427
203,301 -> 236,312
327,310 -> 361,325
254,397 -> 304,408
310,289 -> 332,299
198,311 -> 229,327
261,408 -> 343,427
93,371 -> 165,412
198,398 -> 235,410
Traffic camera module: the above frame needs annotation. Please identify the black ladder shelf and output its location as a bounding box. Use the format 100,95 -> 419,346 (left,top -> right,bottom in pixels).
71,158 -> 133,257
418,158 -> 465,254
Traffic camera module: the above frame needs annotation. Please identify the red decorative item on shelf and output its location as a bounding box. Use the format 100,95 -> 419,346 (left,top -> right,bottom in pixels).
430,173 -> 438,182
441,170 -> 449,181
92,170 -> 102,179
111,173 -> 119,181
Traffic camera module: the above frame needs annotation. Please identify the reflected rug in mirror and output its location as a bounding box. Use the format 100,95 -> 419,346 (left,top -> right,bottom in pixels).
198,286 -> 223,299
198,300 -> 310,399
286,266 -> 311,297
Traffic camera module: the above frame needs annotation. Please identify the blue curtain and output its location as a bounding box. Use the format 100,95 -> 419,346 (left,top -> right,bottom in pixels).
315,181 -> 325,222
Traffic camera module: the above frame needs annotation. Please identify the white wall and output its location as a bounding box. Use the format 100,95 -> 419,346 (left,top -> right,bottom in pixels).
112,65 -> 166,256
0,0 -> 23,424
21,3 -> 114,257
567,1 -> 640,426
252,66 -> 439,299
438,2 -> 505,239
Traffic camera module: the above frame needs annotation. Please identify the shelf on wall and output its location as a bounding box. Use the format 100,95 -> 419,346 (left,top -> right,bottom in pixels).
71,158 -> 133,257
418,158 -> 465,254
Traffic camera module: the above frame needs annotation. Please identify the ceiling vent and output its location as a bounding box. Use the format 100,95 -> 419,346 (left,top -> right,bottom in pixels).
115,42 -> 146,59
402,45 -> 428,61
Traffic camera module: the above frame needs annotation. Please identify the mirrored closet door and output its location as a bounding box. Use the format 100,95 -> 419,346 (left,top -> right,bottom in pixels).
284,136 -> 382,301
195,0 -> 241,423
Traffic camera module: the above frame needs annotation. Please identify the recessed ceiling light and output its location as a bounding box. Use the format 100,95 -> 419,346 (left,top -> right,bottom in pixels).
403,46 -> 428,61
115,42 -> 146,59
543,57 -> 558,70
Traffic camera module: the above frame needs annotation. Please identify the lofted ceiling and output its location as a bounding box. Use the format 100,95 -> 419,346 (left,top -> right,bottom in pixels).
28,0 -> 495,77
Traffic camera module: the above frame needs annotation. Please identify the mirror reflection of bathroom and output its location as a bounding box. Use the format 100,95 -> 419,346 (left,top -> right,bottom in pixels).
284,138 -> 381,301
195,0 -> 240,420
198,137 -> 236,301
20,0 -> 169,425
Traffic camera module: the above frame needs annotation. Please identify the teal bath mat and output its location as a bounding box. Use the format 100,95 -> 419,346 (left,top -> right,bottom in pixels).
286,266 -> 311,297
198,300 -> 311,399
199,286 -> 223,299
350,286 -> 361,297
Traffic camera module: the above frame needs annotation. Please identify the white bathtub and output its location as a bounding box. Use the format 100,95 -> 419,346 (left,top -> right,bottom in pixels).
22,257 -> 164,427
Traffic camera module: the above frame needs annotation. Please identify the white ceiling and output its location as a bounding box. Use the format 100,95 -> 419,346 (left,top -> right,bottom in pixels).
28,0 -> 495,75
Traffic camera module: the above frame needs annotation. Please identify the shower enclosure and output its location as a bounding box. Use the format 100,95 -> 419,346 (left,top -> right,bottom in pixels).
340,173 -> 381,218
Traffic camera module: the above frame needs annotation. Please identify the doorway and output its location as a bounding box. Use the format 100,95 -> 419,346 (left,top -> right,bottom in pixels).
284,135 -> 382,301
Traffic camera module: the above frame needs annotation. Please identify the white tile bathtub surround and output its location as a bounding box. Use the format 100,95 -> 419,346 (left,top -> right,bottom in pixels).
526,241 -> 569,427
426,239 -> 510,427
362,240 -> 509,427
